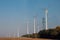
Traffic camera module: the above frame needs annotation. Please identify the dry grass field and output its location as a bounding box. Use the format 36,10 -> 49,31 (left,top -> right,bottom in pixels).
0,37 -> 56,40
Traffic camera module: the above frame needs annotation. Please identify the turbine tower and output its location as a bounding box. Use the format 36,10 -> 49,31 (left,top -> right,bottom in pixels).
33,15 -> 38,38
8,32 -> 10,38
42,17 -> 45,29
37,24 -> 39,33
34,16 -> 36,33
45,8 -> 48,30
27,21 -> 29,34
17,28 -> 19,37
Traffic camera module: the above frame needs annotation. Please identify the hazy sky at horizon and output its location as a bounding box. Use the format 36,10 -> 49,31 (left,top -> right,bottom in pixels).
0,0 -> 60,37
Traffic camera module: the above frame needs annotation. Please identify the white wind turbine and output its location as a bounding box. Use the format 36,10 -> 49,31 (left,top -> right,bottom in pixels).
33,16 -> 36,38
45,8 -> 48,30
17,28 -> 19,38
27,20 -> 29,34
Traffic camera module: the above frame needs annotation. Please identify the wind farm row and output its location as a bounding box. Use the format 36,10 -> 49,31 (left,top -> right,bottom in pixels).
6,8 -> 48,38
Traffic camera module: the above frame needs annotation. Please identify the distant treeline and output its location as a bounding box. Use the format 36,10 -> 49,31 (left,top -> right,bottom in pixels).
21,26 -> 60,39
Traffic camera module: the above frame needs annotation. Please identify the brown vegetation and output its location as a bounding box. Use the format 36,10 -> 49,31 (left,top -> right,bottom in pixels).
0,37 -> 54,40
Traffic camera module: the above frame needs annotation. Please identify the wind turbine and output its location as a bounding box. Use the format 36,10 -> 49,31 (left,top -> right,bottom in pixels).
45,8 -> 48,30
33,15 -> 38,38
33,16 -> 36,38
27,20 -> 29,34
8,32 -> 11,38
34,16 -> 36,34
26,20 -> 30,38
17,28 -> 19,38
37,24 -> 40,33
42,17 -> 45,30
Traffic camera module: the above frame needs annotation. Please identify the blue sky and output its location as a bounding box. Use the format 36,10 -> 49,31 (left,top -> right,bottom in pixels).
0,0 -> 60,37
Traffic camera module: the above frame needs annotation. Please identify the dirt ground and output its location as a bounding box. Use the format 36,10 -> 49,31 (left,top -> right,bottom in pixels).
0,37 -> 56,40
